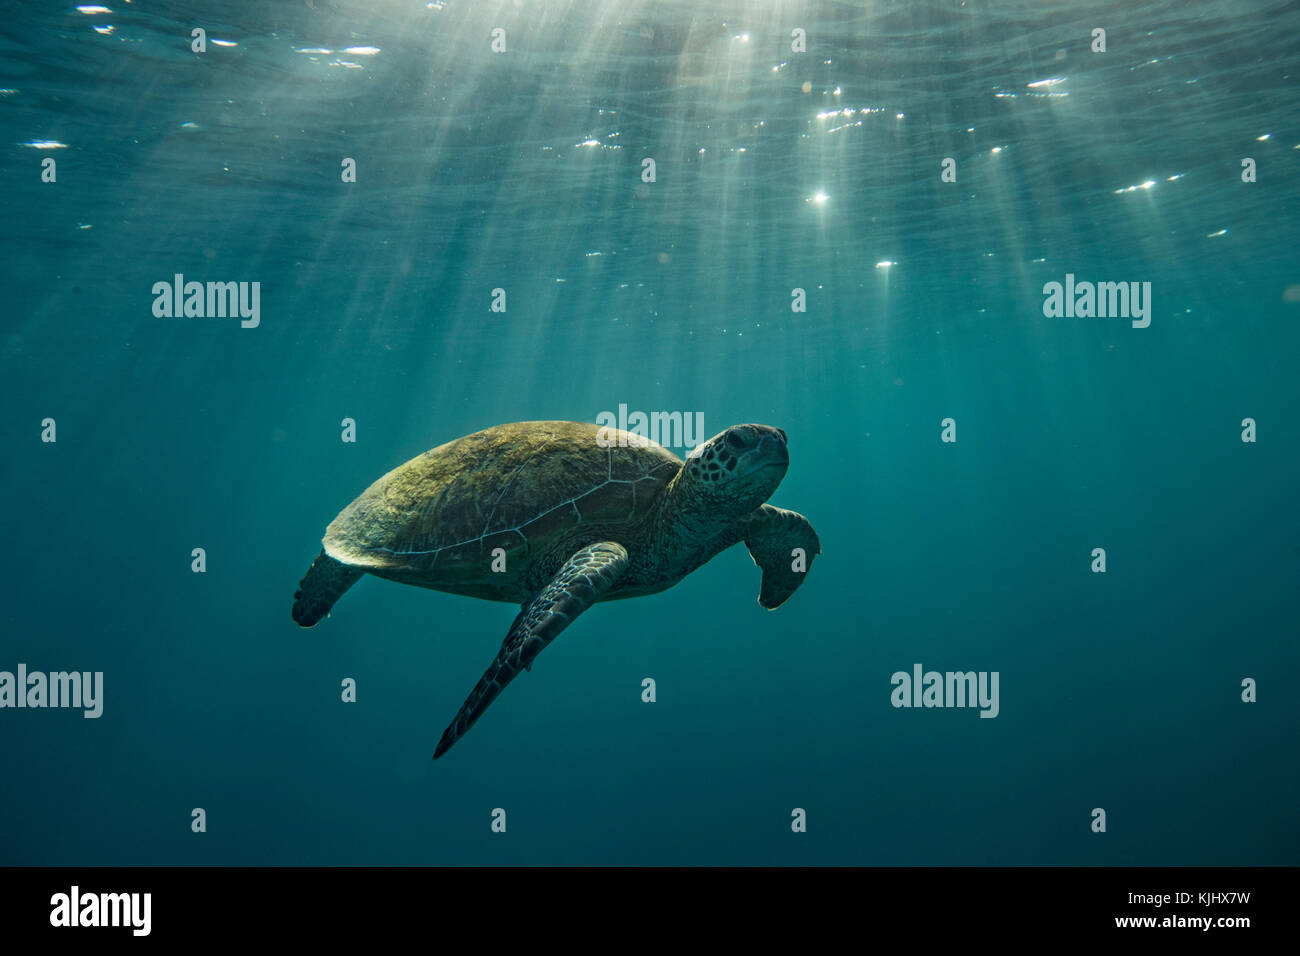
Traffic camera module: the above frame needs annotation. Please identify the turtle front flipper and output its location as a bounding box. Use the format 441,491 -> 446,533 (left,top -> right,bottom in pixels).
740,505 -> 821,609
433,541 -> 629,759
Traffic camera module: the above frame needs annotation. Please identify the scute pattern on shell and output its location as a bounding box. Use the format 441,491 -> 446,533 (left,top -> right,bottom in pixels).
323,421 -> 681,572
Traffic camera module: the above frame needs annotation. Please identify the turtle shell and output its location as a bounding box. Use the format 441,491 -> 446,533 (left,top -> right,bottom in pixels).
322,421 -> 681,600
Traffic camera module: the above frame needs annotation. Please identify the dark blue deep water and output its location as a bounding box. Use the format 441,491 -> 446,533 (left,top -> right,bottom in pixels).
2,0 -> 1297,865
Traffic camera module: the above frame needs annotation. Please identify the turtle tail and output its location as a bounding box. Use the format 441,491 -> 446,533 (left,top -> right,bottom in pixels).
292,550 -> 363,627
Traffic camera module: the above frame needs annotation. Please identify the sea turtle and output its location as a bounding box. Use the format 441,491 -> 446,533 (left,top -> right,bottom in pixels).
292,420 -> 820,759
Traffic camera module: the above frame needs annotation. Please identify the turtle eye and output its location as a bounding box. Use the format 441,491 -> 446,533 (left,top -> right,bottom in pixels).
724,430 -> 745,449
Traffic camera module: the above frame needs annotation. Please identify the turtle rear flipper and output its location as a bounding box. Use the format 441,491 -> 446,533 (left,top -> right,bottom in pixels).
741,505 -> 821,609
434,541 -> 629,759
292,550 -> 364,627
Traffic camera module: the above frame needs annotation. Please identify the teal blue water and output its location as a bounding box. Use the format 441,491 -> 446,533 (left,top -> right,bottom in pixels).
2,0 -> 1297,865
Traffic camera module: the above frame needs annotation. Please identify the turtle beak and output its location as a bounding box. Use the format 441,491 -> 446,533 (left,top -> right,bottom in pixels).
749,427 -> 789,482
756,425 -> 789,462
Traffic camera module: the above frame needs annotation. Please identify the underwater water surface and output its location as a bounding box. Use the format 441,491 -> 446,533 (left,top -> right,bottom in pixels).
1,0 -> 1297,865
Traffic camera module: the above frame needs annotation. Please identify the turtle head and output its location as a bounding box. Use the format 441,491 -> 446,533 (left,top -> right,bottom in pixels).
676,424 -> 789,517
